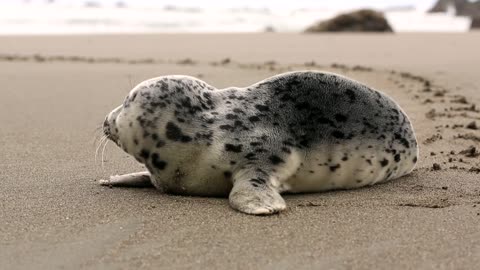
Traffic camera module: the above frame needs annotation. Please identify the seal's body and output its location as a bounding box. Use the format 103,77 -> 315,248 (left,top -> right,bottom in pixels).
101,71 -> 418,215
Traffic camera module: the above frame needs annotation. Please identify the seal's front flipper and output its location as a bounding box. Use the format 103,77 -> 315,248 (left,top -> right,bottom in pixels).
229,170 -> 286,215
98,171 -> 153,188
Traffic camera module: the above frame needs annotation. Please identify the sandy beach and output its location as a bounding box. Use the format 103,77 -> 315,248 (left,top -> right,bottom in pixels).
0,33 -> 479,269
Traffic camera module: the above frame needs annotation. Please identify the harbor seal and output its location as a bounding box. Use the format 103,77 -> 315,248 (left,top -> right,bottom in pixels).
100,71 -> 418,215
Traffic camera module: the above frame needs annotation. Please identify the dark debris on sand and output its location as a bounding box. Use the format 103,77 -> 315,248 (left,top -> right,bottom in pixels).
459,146 -> 480,158
466,121 -> 478,130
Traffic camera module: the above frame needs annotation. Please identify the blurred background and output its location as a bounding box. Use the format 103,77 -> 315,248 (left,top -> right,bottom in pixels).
1,0 -> 479,34
2,2 -> 480,270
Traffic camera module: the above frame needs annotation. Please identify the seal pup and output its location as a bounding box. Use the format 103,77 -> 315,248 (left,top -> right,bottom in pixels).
100,71 -> 418,215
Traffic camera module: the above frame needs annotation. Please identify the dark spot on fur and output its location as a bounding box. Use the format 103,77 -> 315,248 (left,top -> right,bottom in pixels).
233,108 -> 244,114
151,153 -> 167,170
248,116 -> 261,122
250,178 -> 266,187
394,154 -> 401,162
394,133 -> 410,148
245,153 -> 257,160
156,140 -> 166,148
233,120 -> 246,129
345,89 -> 356,103
269,155 -> 284,165
332,130 -> 345,139
225,144 -> 243,153
165,122 -> 192,143
318,117 -> 336,127
140,149 -> 150,159
180,135 -> 192,142
219,124 -> 234,132
254,104 -> 269,112
380,159 -> 389,167
280,93 -> 294,102
400,138 -> 410,148
298,138 -> 309,148
226,114 -> 238,120
330,164 -> 341,172
334,114 -> 348,122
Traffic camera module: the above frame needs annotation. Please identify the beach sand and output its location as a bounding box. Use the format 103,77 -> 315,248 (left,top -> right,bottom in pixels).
0,33 -> 479,269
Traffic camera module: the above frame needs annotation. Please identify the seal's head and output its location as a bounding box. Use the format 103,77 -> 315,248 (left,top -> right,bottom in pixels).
102,76 -> 215,164
103,105 -> 122,146
102,80 -> 162,162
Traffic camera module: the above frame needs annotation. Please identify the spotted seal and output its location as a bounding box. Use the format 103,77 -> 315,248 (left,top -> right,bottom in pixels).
99,71 -> 418,215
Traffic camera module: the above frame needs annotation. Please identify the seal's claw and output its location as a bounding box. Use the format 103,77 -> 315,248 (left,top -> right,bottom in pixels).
98,178 -> 111,186
97,172 -> 152,188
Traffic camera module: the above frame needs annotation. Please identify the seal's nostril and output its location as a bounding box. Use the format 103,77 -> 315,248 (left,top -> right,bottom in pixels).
103,119 -> 108,128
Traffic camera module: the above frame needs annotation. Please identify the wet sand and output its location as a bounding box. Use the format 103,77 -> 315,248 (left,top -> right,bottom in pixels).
0,33 -> 479,269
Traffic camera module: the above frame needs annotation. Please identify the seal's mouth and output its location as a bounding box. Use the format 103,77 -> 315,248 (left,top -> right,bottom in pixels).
103,118 -> 112,138
103,117 -> 119,144
103,105 -> 125,149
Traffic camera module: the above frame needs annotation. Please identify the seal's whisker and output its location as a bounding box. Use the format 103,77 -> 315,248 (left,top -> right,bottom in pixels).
128,74 -> 134,91
95,135 -> 107,164
92,131 -> 103,147
94,136 -> 104,164
101,140 -> 109,171
92,122 -> 106,146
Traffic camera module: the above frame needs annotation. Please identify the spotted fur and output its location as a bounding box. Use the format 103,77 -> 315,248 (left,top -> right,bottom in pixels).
102,71 -> 418,215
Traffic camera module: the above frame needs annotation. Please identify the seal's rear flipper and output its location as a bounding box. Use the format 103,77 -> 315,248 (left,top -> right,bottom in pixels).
228,166 -> 287,215
98,171 -> 153,188
229,181 -> 286,215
